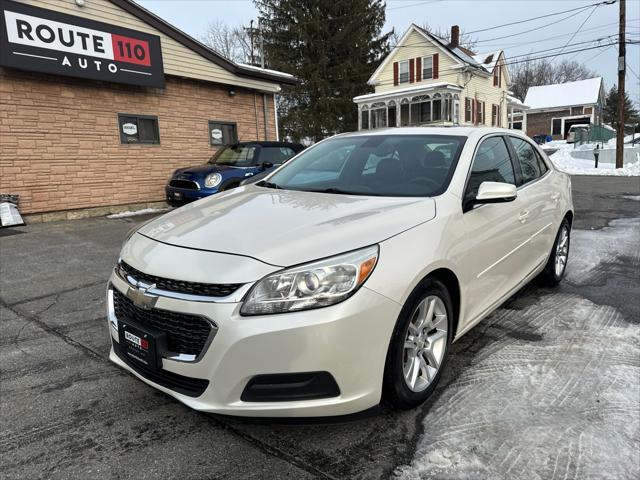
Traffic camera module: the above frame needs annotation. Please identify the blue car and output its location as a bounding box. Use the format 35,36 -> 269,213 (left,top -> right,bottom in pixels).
166,141 -> 304,206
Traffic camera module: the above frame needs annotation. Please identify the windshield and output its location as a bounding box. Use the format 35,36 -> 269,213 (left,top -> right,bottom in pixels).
209,145 -> 257,167
262,135 -> 466,197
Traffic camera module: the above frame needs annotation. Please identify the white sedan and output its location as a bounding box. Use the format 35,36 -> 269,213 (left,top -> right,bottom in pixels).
107,127 -> 573,417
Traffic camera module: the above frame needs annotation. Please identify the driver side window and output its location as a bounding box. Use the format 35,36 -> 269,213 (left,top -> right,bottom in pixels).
465,136 -> 516,202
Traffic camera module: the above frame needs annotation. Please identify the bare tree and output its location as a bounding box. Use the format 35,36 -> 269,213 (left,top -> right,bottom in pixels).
509,58 -> 598,101
421,23 -> 478,51
200,20 -> 253,64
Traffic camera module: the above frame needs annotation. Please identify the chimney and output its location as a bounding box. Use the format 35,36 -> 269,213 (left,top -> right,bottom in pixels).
450,25 -> 460,49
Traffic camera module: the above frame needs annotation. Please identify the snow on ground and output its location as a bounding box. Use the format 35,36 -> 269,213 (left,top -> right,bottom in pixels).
394,218 -> 640,480
106,207 -> 169,219
546,141 -> 640,176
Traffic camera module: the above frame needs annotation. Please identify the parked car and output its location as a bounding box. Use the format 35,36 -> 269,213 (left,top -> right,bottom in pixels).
108,127 -> 573,417
566,124 -> 590,144
165,141 -> 304,206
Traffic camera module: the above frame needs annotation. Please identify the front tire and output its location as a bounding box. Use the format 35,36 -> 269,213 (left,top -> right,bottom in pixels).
541,218 -> 571,285
383,279 -> 453,410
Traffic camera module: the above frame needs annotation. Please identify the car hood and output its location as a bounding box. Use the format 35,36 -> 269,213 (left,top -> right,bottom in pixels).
174,164 -> 243,177
139,186 -> 436,266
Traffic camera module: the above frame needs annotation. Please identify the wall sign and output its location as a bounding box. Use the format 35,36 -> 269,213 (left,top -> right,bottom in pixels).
122,122 -> 137,135
0,0 -> 164,88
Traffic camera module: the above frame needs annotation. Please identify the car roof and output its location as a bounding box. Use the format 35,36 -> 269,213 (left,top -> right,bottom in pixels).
235,141 -> 303,148
336,126 -> 507,138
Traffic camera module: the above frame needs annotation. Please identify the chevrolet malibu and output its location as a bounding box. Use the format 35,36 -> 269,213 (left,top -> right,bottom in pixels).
107,127 -> 573,417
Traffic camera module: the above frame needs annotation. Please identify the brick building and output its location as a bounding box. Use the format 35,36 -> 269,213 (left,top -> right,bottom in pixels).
0,0 -> 295,221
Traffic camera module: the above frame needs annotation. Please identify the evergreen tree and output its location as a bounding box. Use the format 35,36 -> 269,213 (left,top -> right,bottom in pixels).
255,0 -> 392,141
604,85 -> 640,129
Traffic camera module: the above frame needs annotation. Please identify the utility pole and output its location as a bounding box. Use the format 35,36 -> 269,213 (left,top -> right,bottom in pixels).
616,0 -> 626,169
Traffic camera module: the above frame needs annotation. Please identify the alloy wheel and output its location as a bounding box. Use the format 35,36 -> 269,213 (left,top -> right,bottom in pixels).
402,295 -> 448,393
555,226 -> 570,277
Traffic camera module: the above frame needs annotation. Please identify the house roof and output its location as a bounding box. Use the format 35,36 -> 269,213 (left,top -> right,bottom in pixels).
112,0 -> 296,86
523,77 -> 603,110
353,82 -> 463,103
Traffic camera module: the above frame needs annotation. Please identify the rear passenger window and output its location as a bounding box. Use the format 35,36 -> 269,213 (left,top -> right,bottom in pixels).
465,136 -> 515,201
509,137 -> 546,184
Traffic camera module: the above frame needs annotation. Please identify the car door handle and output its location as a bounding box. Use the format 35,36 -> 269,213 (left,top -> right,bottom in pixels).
518,210 -> 529,223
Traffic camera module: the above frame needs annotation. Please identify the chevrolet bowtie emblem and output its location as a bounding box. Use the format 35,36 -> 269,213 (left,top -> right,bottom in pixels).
126,281 -> 158,310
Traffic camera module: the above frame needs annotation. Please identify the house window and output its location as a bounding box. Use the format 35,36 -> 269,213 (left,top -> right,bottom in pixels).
512,121 -> 522,130
454,99 -> 460,124
422,56 -> 433,80
399,60 -> 409,84
371,103 -> 387,129
584,106 -> 593,115
552,118 -> 562,136
493,65 -> 501,87
118,114 -> 160,144
388,101 -> 397,128
361,107 -> 369,130
444,95 -> 452,122
491,104 -> 498,126
400,100 -> 410,126
432,93 -> 442,121
465,98 -> 472,123
476,100 -> 484,125
410,95 -> 431,124
209,121 -> 237,145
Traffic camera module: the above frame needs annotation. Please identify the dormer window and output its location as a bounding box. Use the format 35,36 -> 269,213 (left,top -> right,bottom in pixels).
422,56 -> 433,80
399,60 -> 409,84
493,64 -> 501,87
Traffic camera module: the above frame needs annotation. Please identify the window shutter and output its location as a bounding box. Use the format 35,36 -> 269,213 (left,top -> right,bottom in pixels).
498,65 -> 502,88
464,98 -> 469,122
433,53 -> 439,79
416,57 -> 422,82
498,105 -> 501,127
409,58 -> 415,83
482,101 -> 486,125
393,62 -> 399,86
471,99 -> 475,125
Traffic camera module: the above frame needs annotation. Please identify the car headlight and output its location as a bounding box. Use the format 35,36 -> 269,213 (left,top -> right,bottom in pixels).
204,173 -> 222,188
240,245 -> 379,315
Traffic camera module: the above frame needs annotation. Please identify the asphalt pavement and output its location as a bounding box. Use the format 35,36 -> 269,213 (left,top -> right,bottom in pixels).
1,176 -> 638,480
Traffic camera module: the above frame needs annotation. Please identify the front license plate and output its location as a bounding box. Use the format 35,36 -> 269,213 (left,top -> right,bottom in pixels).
173,192 -> 183,200
118,321 -> 166,370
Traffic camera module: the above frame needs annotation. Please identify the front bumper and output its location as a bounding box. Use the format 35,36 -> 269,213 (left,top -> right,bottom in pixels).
107,270 -> 400,417
165,185 -> 218,206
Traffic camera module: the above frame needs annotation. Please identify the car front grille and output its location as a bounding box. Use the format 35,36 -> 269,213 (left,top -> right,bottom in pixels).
119,261 -> 242,298
169,179 -> 199,190
112,288 -> 212,357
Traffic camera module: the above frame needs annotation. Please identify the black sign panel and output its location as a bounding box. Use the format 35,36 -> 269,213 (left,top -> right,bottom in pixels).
0,0 -> 164,87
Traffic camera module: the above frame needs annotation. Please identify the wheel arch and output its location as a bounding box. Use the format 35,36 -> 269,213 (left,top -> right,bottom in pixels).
564,210 -> 574,228
424,268 -> 461,339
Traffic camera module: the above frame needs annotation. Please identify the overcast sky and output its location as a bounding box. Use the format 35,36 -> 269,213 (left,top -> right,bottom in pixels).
136,0 -> 640,104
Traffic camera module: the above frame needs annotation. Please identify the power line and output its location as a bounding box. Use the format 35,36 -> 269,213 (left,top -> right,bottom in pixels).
465,0 -> 616,34
555,4 -> 601,58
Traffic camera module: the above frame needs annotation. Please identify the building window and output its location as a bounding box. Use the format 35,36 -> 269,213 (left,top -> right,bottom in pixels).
400,100 -> 410,126
399,60 -> 409,84
432,93 -> 442,121
371,103 -> 387,129
361,107 -> 369,130
465,98 -> 472,123
492,104 -> 498,126
209,121 -> 237,145
512,121 -> 522,130
422,56 -> 433,80
552,118 -> 562,136
454,99 -> 460,124
410,95 -> 431,124
118,114 -> 160,144
584,106 -> 593,115
476,100 -> 484,125
388,101 -> 397,128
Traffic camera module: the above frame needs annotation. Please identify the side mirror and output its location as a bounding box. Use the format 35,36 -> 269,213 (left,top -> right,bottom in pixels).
261,161 -> 274,170
475,181 -> 517,204
464,181 -> 517,212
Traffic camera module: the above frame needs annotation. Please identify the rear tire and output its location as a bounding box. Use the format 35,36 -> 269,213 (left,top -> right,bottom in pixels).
383,279 -> 453,410
540,218 -> 571,285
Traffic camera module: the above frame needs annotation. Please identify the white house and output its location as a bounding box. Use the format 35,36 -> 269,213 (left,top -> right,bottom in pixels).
353,24 -> 525,130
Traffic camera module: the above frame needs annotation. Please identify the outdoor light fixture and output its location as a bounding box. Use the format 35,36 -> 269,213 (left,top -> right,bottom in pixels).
228,89 -> 236,97
75,0 -> 86,7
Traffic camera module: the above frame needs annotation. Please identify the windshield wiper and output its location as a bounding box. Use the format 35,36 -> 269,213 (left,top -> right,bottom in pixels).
258,181 -> 280,189
304,187 -> 381,196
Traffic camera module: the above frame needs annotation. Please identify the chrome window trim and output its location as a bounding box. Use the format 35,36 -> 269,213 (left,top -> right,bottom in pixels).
108,283 -> 218,364
505,135 -> 552,191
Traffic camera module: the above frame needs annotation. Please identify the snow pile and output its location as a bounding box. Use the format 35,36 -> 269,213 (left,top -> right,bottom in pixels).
548,141 -> 640,176
106,207 -> 169,219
